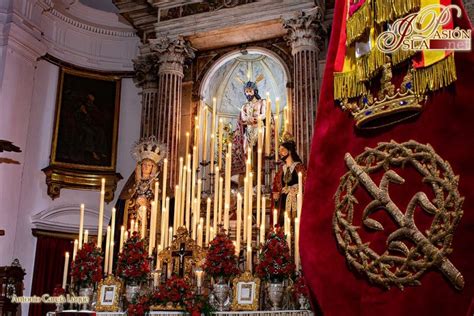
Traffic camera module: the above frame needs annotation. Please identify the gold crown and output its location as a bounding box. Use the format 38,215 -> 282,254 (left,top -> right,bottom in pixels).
131,136 -> 167,165
279,132 -> 295,144
339,57 -> 427,129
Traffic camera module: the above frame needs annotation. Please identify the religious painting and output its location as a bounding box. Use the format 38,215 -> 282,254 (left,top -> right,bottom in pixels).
51,67 -> 121,170
96,276 -> 122,312
231,272 -> 260,311
42,67 -> 123,202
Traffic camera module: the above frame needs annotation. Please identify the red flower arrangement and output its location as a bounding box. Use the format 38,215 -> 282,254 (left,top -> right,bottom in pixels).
128,293 -> 151,316
256,226 -> 295,282
70,242 -> 103,287
153,275 -> 193,307
203,230 -> 239,278
116,232 -> 150,284
293,274 -> 309,300
52,284 -> 65,296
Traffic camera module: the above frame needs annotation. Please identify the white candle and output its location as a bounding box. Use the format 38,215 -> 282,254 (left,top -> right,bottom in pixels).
273,209 -> 278,227
180,165 -> 186,226
124,231 -> 129,242
110,207 -> 116,252
192,198 -> 198,240
224,203 -> 229,232
164,197 -> 170,248
160,207 -> 166,250
108,241 -> 114,274
196,269 -> 204,288
295,217 -> 300,270
256,148 -> 262,229
247,214 -> 252,246
205,198 -> 211,246
261,196 -> 266,233
149,201 -> 156,256
174,185 -> 180,231
185,132 -> 190,161
140,206 -> 146,239
84,230 -> 89,244
119,226 -> 125,253
156,245 -> 163,270
248,172 -> 253,229
202,105 -> 208,163
197,222 -> 203,247
104,226 -> 111,275
185,157 -> 191,228
260,223 -> 265,245
62,252 -> 69,289
72,239 -> 78,261
236,193 -> 242,255
243,177 -> 248,242
130,219 -> 135,234
265,97 -> 271,155
288,231 -> 292,253
191,146 -> 198,223
218,118 -> 223,170
274,114 -> 279,162
210,226 -> 215,241
210,133 -> 215,170
97,179 -> 105,248
298,172 -> 303,218
78,204 -> 84,249
218,177 -> 223,225
224,144 -> 232,220
246,246 -> 252,272
197,179 -> 202,224
162,159 -> 168,203
213,166 -> 219,234
168,227 -> 173,247
178,157 -> 184,223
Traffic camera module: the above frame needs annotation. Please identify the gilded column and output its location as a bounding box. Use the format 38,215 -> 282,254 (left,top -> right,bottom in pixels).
151,36 -> 195,186
284,8 -> 325,163
133,53 -> 160,139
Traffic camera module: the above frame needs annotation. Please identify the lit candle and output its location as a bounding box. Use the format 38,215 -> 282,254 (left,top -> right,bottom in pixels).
104,226 -> 111,274
62,252 -> 69,289
218,177 -> 223,224
72,239 -> 78,261
119,226 -> 125,253
162,159 -> 168,204
236,193 -> 242,256
274,114 -> 279,162
202,105 -> 208,163
78,204 -> 84,249
178,157 -> 184,223
84,230 -> 89,244
168,227 -> 173,248
213,166 -> 219,234
205,197 -> 211,246
97,178 -> 105,248
218,118 -> 223,170
273,209 -> 278,227
140,206 -> 146,238
110,207 -> 116,252
265,95 -> 271,155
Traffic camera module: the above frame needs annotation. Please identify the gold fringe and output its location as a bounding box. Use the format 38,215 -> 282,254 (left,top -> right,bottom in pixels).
375,0 -> 420,24
356,47 -> 386,80
413,54 -> 457,95
392,49 -> 417,66
346,0 -> 372,46
334,71 -> 366,100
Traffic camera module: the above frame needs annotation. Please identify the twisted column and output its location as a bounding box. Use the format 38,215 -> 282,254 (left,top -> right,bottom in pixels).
133,53 -> 160,139
284,8 -> 325,163
151,36 -> 195,186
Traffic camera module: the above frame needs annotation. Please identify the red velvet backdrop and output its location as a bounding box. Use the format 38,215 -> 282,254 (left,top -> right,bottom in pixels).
300,1 -> 474,316
29,235 -> 74,316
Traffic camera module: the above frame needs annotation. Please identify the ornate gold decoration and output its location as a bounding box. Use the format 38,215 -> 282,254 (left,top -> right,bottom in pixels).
339,56 -> 427,129
95,275 -> 123,312
333,140 -> 465,290
158,226 -> 207,278
231,271 -> 260,311
131,136 -> 167,166
150,303 -> 185,311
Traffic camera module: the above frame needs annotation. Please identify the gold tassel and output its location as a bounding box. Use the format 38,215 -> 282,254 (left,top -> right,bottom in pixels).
392,49 -> 417,66
346,0 -> 372,46
413,54 -> 457,94
356,47 -> 386,80
375,0 -> 420,24
334,71 -> 366,100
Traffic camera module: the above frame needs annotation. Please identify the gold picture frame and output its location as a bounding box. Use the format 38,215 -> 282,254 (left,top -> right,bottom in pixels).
42,67 -> 122,202
96,275 -> 123,312
231,271 -> 260,311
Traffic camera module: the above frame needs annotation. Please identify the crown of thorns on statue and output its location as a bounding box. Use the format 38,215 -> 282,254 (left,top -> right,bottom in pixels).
236,74 -> 264,90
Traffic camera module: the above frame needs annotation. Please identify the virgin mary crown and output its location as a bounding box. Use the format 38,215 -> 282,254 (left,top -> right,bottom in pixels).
131,136 -> 167,165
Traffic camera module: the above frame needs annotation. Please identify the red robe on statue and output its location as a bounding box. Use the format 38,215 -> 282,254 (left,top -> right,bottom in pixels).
301,1 -> 474,315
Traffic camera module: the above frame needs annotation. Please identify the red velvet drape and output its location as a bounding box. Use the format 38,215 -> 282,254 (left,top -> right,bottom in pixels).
29,235 -> 74,316
300,1 -> 474,315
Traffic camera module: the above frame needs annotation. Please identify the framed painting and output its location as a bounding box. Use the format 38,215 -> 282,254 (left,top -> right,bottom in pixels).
96,276 -> 122,312
42,67 -> 123,201
231,271 -> 260,311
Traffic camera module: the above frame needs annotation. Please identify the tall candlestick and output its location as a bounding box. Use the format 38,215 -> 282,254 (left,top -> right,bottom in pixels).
256,147 -> 262,229
84,230 -> 89,244
218,177 -> 223,224
72,239 -> 78,261
180,165 -> 187,226
174,185 -> 180,231
97,178 -> 105,248
119,226 -> 125,253
162,159 -> 168,203
202,105 -> 208,163
265,96 -> 271,155
164,197 -> 170,248
210,133 -> 215,170
205,197 -> 211,246
236,193 -> 242,256
62,252 -> 69,289
108,241 -> 114,274
104,226 -> 111,275
224,144 -> 232,216
185,156 -> 191,228
213,166 -> 219,234
248,172 -> 253,228
78,204 -> 84,249
274,114 -> 279,162
217,118 -> 223,170
110,207 -> 116,252
243,177 -> 248,242
149,201 -> 156,256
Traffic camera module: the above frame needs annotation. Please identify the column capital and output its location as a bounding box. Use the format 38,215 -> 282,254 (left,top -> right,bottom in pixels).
283,7 -> 326,54
132,53 -> 160,89
150,35 -> 196,76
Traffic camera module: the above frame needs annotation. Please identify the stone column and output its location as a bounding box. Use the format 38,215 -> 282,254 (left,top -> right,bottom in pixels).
133,52 -> 160,139
151,36 -> 195,186
284,8 -> 325,164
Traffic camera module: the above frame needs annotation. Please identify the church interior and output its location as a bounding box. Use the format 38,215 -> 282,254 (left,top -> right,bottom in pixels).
0,0 -> 473,315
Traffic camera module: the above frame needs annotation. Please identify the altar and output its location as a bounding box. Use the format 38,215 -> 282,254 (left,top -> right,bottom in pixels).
47,310 -> 313,316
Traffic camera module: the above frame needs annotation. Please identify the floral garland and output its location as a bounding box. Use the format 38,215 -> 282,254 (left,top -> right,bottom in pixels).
256,226 -> 295,282
203,230 -> 239,278
70,242 -> 103,288
154,275 -> 193,306
116,232 -> 150,284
